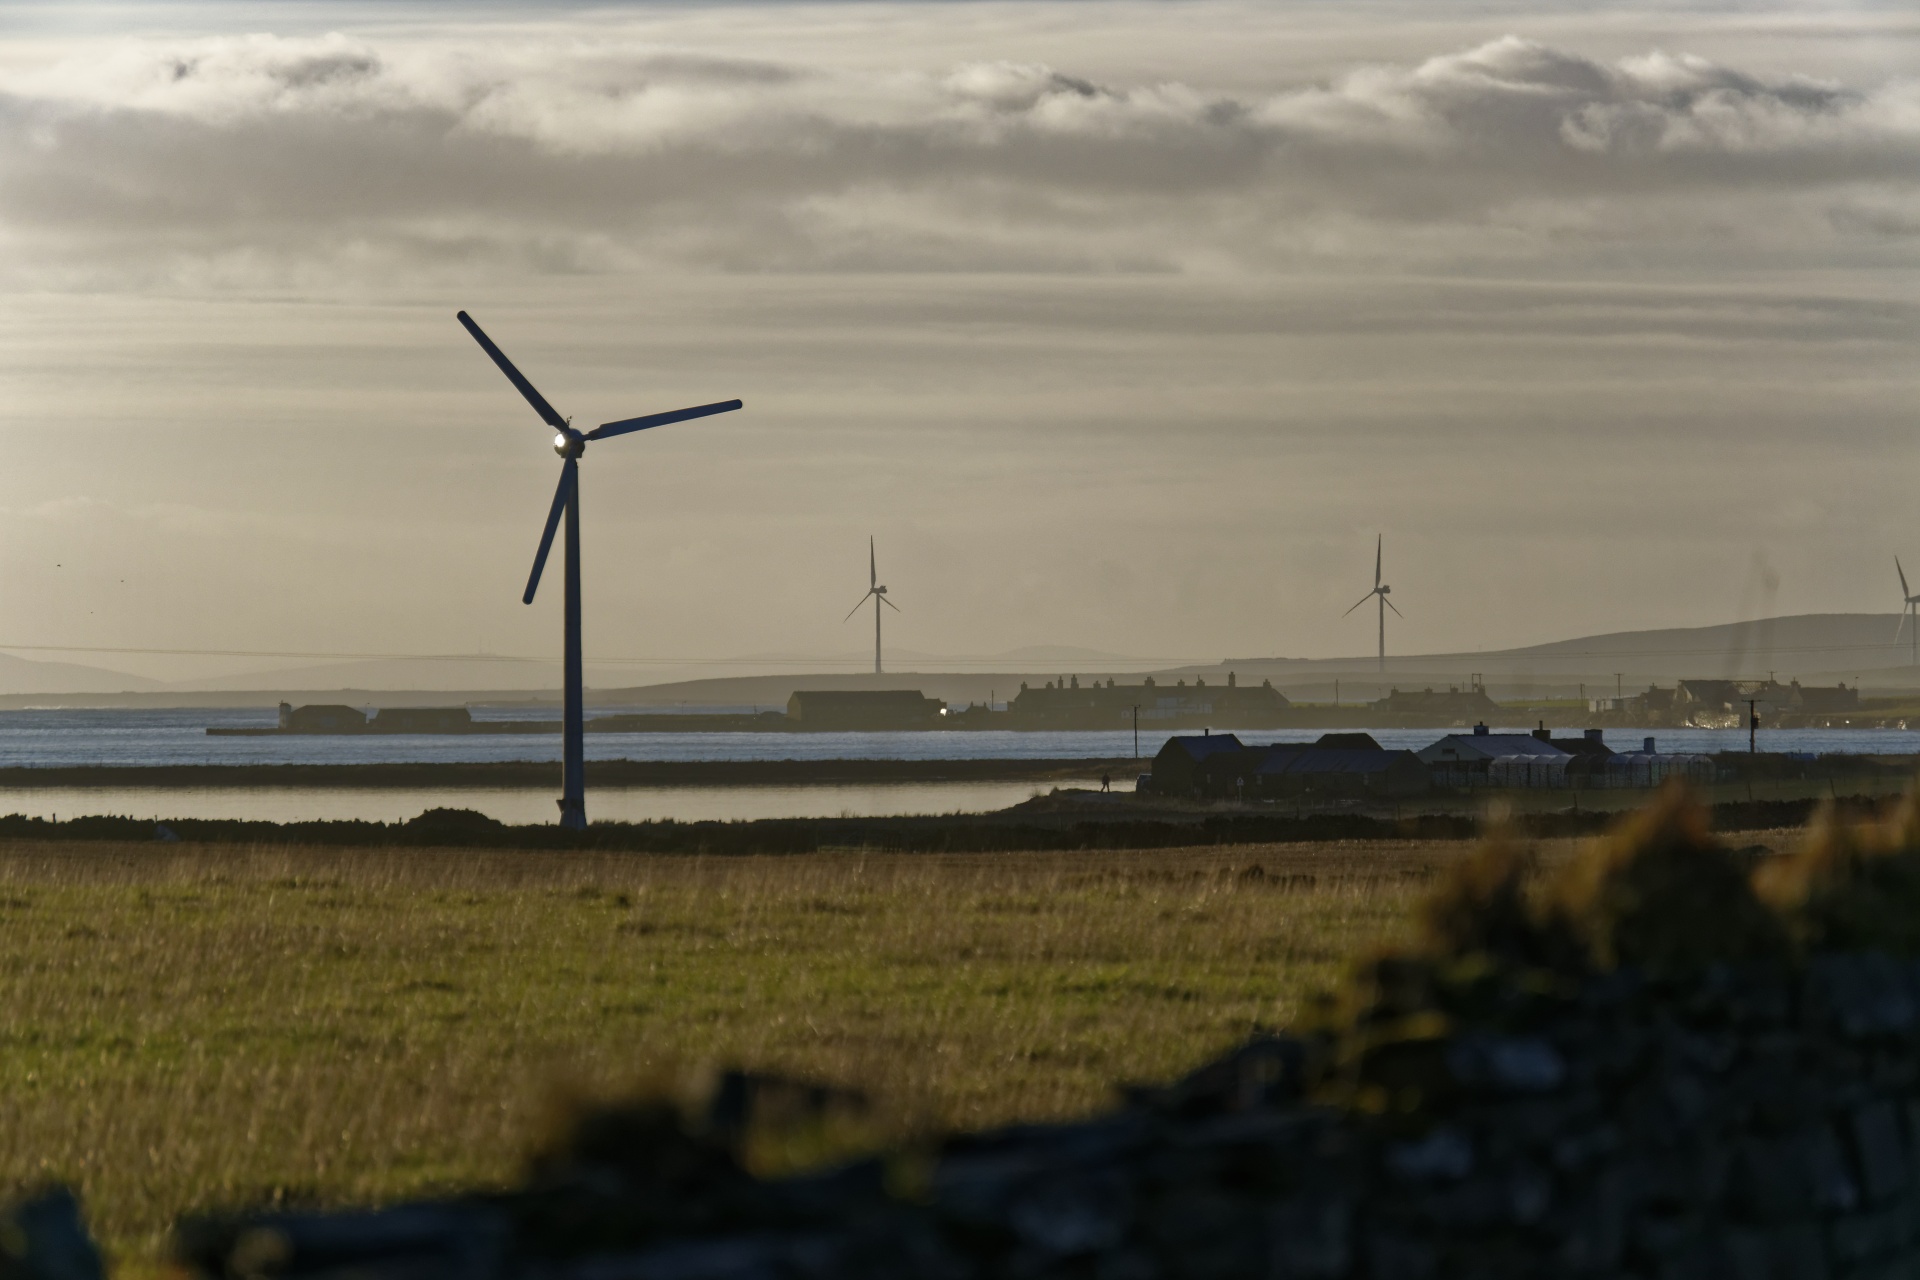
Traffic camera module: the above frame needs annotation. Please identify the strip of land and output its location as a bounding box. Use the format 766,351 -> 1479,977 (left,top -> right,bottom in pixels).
0,758 -> 1141,789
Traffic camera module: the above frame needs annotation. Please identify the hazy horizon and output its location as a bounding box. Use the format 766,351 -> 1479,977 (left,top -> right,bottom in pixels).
3,1 -> 1916,685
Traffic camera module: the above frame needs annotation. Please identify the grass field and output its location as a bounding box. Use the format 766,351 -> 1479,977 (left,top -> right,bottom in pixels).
0,834 -> 1614,1266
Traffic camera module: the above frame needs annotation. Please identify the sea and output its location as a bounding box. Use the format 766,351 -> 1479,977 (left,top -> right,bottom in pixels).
0,706 -> 1912,825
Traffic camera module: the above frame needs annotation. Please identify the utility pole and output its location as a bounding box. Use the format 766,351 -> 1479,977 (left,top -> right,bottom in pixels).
1132,705 -> 1139,759
1747,699 -> 1759,754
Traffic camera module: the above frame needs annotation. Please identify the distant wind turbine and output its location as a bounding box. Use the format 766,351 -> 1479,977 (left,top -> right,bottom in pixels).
844,536 -> 899,675
457,310 -> 741,829
1896,557 -> 1920,667
1342,535 -> 1401,674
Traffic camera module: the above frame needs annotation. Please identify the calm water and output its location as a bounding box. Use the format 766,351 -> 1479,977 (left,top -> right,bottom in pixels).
0,708 -> 1908,769
0,780 -> 1102,825
0,708 -> 1910,824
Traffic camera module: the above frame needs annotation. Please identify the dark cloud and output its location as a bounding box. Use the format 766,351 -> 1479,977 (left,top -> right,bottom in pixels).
0,29 -> 1914,285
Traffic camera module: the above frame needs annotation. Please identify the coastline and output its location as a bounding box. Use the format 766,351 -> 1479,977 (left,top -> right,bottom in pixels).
0,757 -> 1143,790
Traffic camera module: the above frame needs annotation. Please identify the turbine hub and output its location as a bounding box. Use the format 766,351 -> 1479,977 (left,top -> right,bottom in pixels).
553,430 -> 585,459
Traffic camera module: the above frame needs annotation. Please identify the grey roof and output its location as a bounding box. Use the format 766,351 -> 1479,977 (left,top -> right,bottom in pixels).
1416,734 -> 1572,764
1158,734 -> 1245,762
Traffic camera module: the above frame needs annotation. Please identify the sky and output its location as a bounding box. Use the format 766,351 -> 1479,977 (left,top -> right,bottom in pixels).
0,0 -> 1916,682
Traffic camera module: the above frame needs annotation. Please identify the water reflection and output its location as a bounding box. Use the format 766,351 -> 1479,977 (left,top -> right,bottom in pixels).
0,780 -> 1105,826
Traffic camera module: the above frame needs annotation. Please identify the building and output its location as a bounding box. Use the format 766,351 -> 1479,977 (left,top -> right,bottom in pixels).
1417,724 -> 1573,789
1010,672 -> 1288,730
1150,732 -> 1425,799
370,707 -> 472,734
1589,685 -> 1677,719
1671,679 -> 1858,726
1147,733 -> 1247,795
1366,684 -> 1500,724
278,703 -> 366,733
785,690 -> 947,731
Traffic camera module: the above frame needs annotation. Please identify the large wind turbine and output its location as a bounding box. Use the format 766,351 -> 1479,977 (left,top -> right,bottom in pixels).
1342,535 -> 1401,674
458,310 -> 741,829
1896,557 -> 1920,667
844,536 -> 899,675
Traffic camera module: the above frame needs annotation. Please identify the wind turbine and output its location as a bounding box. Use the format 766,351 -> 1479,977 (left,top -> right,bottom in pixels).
1342,534 -> 1401,674
1896,557 -> 1920,667
844,536 -> 898,675
457,310 -> 741,830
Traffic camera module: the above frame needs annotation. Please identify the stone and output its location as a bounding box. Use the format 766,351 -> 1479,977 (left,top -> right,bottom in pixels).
1445,1033 -> 1567,1095
1830,1202 -> 1916,1267
1363,1232 -> 1437,1280
1850,1102 -> 1913,1203
1557,1165 -> 1629,1274
1006,1171 -> 1134,1258
1383,1129 -> 1472,1183
1265,1197 -> 1351,1280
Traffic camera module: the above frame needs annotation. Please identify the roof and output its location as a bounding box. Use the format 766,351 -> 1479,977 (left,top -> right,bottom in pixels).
1417,734 -> 1572,764
1157,734 -> 1245,762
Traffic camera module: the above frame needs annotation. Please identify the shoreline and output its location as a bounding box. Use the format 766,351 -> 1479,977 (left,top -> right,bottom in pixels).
0,758 -> 1143,790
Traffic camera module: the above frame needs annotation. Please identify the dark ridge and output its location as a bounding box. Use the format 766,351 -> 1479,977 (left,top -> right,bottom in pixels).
0,798 -> 1838,854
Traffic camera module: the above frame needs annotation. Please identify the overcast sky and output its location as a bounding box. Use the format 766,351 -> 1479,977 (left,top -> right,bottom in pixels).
0,0 -> 1916,680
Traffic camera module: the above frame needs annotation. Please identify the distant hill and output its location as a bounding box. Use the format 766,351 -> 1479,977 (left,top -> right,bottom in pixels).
0,651 -> 159,696
1212,613 -> 1919,692
6,615 -> 1916,706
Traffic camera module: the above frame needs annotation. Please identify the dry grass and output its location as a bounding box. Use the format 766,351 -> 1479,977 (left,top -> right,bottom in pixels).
0,835 -> 1558,1265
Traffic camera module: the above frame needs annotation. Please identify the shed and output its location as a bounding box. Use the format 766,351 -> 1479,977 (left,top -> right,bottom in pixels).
1149,733 -> 1247,796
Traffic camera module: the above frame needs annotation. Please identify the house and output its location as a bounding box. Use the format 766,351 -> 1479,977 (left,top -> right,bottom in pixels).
278,703 -> 366,733
1418,723 -> 1572,789
1147,733 -> 1246,795
370,707 -> 472,734
785,690 -> 947,730
1009,672 -> 1288,729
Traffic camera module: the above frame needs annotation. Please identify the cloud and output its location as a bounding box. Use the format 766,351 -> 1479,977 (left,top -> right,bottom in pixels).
0,23 -> 1915,287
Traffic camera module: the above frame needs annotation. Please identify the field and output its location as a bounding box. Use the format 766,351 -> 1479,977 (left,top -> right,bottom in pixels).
0,833 -> 1628,1266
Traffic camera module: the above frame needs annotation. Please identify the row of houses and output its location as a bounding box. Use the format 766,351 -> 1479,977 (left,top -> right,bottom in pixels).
1592,680 -> 1859,726
1149,723 -> 1716,799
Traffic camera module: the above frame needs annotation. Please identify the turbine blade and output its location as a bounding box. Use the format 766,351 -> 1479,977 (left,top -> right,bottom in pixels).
457,311 -> 567,430
587,398 -> 743,442
844,592 -> 872,622
523,461 -> 575,605
1898,609 -> 1909,646
1375,535 -> 1382,589
1384,597 -> 1405,618
881,594 -> 901,613
1341,593 -> 1374,617
1901,556 -> 1911,600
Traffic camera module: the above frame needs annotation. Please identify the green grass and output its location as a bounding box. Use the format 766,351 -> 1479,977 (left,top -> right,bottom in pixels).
0,838 -> 1464,1268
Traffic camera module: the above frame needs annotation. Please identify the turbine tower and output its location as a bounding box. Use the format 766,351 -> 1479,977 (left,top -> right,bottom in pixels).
1342,534 -> 1401,674
844,536 -> 898,675
457,310 -> 741,830
1897,557 -> 1920,667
